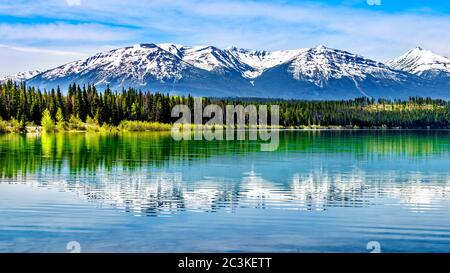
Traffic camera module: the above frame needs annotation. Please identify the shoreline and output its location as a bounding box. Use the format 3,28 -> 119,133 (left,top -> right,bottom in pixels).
1,125 -> 450,135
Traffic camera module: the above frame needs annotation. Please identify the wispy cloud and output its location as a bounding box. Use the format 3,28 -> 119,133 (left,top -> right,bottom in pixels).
0,44 -> 88,77
0,22 -> 138,43
0,0 -> 449,75
66,0 -> 81,7
0,44 -> 85,56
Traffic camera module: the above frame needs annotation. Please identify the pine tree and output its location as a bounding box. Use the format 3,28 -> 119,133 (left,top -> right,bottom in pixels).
41,109 -> 55,132
56,108 -> 66,131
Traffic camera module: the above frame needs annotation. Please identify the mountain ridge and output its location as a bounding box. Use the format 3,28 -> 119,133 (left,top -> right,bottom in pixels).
4,44 -> 450,99
387,47 -> 450,79
0,70 -> 41,83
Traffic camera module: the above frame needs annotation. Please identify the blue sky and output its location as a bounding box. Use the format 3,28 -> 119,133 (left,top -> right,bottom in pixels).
1,0 -> 450,76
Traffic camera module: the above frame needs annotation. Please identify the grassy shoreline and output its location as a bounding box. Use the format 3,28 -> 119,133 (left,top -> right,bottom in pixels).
1,120 -> 449,135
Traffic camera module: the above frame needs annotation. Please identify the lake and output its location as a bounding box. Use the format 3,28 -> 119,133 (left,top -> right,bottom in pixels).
0,130 -> 450,253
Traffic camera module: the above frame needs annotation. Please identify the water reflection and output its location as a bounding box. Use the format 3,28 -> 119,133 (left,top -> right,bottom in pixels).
2,131 -> 450,176
3,160 -> 450,216
1,131 -> 450,217
2,131 -> 450,253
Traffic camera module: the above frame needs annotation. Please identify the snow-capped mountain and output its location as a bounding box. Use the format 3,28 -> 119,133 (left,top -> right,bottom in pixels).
0,70 -> 41,83
177,45 -> 255,76
34,44 -> 189,85
23,44 -> 450,99
156,44 -> 301,78
29,43 -> 258,97
287,46 -> 404,86
387,47 -> 450,79
254,45 -> 419,99
226,47 -> 303,78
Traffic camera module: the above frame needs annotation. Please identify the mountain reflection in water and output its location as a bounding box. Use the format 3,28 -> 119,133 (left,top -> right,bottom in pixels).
1,131 -> 449,217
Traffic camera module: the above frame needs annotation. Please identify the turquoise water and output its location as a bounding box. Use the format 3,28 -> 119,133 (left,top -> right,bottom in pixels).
0,131 -> 450,252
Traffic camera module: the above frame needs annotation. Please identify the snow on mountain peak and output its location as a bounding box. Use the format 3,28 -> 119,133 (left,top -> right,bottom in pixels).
39,43 -> 188,84
314,45 -> 328,50
179,45 -> 254,75
154,44 -> 302,78
156,43 -> 184,58
387,47 -> 450,78
23,43 -> 447,100
0,70 -> 41,83
226,47 -> 304,78
287,46 -> 401,87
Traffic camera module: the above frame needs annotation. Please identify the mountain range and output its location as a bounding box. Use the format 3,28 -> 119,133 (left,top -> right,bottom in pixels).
3,44 -> 450,99
0,70 -> 41,83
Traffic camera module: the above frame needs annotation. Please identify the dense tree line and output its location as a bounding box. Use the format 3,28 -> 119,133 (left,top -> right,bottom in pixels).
214,97 -> 450,129
0,81 -> 190,126
1,80 -> 450,129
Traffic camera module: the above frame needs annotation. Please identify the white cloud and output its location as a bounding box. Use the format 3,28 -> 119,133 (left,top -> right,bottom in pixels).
66,0 -> 81,7
0,22 -> 137,42
0,44 -> 87,77
0,0 -> 450,73
0,44 -> 85,56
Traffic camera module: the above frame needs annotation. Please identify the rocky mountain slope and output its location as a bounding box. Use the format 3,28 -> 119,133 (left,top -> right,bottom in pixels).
4,44 -> 447,99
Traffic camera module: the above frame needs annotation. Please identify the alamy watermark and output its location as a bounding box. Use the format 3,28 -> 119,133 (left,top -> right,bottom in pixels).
367,241 -> 381,253
64,240 -> 381,253
171,98 -> 280,151
66,241 -> 81,253
367,0 -> 381,6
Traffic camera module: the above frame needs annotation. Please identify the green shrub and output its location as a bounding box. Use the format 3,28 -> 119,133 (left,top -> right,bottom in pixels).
25,121 -> 39,133
0,118 -> 8,133
8,118 -> 22,133
85,116 -> 100,132
68,115 -> 86,131
85,115 -> 97,125
118,121 -> 172,132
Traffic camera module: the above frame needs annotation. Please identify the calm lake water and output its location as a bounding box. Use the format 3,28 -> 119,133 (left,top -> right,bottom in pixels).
1,130 -> 450,253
